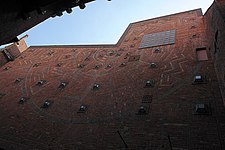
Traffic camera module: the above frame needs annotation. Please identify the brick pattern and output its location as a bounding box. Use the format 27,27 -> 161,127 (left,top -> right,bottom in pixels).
0,7 -> 225,150
205,0 -> 225,104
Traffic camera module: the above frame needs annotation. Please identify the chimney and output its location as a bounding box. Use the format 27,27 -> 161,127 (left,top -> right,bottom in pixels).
15,34 -> 28,53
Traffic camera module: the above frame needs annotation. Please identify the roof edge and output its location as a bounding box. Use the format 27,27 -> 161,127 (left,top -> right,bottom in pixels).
29,44 -> 116,49
130,8 -> 203,25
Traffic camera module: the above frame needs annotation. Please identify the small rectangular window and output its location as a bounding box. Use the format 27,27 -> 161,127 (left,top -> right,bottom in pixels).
194,103 -> 211,115
196,47 -> 208,61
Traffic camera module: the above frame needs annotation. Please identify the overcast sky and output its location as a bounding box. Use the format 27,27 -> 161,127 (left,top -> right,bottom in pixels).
19,0 -> 214,46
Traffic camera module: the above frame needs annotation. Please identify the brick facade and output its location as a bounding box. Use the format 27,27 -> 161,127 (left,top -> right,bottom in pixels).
0,1 -> 225,150
204,0 -> 225,104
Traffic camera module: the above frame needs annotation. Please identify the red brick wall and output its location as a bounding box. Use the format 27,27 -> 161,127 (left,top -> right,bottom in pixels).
204,0 -> 225,104
0,51 -> 8,66
0,8 -> 225,150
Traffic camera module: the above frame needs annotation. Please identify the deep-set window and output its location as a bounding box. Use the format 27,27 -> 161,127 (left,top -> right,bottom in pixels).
196,47 -> 208,61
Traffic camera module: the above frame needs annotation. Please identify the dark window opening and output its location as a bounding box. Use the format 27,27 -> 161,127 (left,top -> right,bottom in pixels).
145,79 -> 155,87
94,65 -> 100,69
154,48 -> 161,53
136,106 -> 148,115
37,80 -> 46,86
41,100 -> 53,108
128,55 -> 140,62
106,64 -> 112,68
77,64 -> 85,68
18,97 -> 29,104
193,74 -> 207,84
58,81 -> 68,89
150,63 -> 157,68
78,105 -> 87,113
3,66 -> 10,70
33,63 -> 41,67
194,103 -> 211,115
15,78 -> 23,83
120,62 -> 126,67
56,63 -> 63,67
93,83 -> 100,90
196,47 -> 206,51
194,75 -> 203,83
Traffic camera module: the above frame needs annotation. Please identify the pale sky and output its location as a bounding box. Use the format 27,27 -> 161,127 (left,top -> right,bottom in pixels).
19,0 -> 214,46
